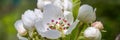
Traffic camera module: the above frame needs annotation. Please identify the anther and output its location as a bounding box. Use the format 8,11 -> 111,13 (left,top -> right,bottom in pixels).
51,20 -> 54,22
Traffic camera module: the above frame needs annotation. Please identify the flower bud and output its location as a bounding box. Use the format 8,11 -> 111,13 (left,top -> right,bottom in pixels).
91,21 -> 104,30
84,27 -> 101,40
22,9 -> 43,30
78,4 -> 96,23
14,20 -> 27,36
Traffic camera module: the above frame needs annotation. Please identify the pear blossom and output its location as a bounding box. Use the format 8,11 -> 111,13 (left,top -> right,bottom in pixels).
84,27 -> 101,40
35,4 -> 79,39
14,20 -> 27,36
22,9 -> 43,30
78,4 -> 96,23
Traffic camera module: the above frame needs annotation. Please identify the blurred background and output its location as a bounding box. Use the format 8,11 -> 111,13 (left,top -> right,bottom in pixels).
0,0 -> 120,40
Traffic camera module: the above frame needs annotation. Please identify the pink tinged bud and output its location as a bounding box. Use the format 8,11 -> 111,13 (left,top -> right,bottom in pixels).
91,21 -> 104,30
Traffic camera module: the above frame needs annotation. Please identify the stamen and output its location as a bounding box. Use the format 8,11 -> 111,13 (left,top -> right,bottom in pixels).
63,27 -> 66,30
56,21 -> 58,24
63,19 -> 67,22
59,18 -> 61,20
47,18 -> 70,32
51,20 -> 54,22
67,23 -> 70,26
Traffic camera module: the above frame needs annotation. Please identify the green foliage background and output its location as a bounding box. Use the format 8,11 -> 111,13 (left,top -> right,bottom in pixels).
0,0 -> 120,40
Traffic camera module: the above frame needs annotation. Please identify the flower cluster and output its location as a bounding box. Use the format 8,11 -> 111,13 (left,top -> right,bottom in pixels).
14,0 -> 104,40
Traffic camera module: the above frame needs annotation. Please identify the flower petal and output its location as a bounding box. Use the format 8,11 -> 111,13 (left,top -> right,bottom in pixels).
78,4 -> 96,23
64,11 -> 74,24
17,33 -> 28,40
14,20 -> 27,36
37,0 -> 44,9
65,19 -> 79,35
43,30 -> 61,39
35,19 -> 48,35
43,4 -> 63,24
53,0 -> 63,9
64,0 -> 72,11
84,27 -> 101,40
34,8 -> 43,19
37,0 -> 54,10
22,10 -> 36,30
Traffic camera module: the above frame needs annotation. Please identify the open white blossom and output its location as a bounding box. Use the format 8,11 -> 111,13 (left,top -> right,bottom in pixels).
78,4 -> 96,23
35,4 -> 79,39
14,20 -> 27,36
84,27 -> 101,40
22,9 -> 43,30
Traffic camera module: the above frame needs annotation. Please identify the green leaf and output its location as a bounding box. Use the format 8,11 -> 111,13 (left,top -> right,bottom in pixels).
70,0 -> 81,40
72,0 -> 81,20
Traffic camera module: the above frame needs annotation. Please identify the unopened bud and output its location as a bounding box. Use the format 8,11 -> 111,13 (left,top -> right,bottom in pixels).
78,4 -> 96,23
91,21 -> 104,30
84,27 -> 101,40
14,20 -> 27,36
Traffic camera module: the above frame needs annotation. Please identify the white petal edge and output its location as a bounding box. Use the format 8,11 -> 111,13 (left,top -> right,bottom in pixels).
64,11 -> 74,24
34,8 -> 43,19
64,0 -> 72,11
14,20 -> 26,35
43,30 -> 61,39
37,0 -> 44,9
53,0 -> 63,9
17,33 -> 28,40
22,10 -> 36,30
65,19 -> 79,35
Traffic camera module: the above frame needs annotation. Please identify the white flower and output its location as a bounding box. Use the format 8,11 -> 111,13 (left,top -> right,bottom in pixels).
84,27 -> 101,40
14,20 -> 27,36
17,33 -> 28,40
78,4 -> 96,23
22,9 -> 43,30
35,4 -> 79,39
